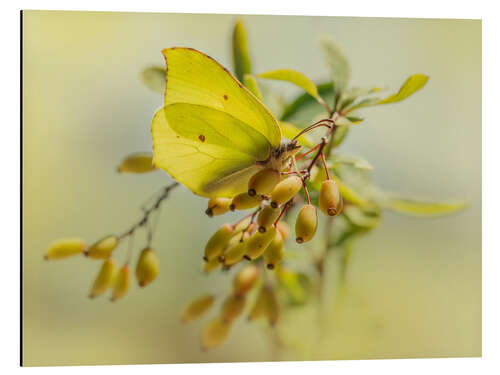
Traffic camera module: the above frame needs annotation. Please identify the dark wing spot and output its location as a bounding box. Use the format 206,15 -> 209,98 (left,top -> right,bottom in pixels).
199,135 -> 206,142
223,94 -> 228,100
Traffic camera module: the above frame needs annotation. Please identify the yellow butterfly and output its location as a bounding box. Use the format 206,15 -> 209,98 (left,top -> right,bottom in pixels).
151,47 -> 301,198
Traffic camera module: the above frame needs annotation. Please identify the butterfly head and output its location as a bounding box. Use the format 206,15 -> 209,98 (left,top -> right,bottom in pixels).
268,138 -> 301,169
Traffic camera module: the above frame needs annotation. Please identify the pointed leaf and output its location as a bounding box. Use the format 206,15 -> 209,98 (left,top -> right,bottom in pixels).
318,36 -> 350,96
385,197 -> 467,217
280,82 -> 333,121
232,19 -> 252,82
243,74 -> 263,100
141,66 -> 166,94
378,74 -> 429,104
258,69 -> 319,99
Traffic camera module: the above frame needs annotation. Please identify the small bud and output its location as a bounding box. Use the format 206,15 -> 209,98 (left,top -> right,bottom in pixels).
89,258 -> 115,298
111,264 -> 130,302
44,238 -> 86,260
204,224 -> 234,261
276,221 -> 290,241
319,179 -> 343,216
85,235 -> 119,259
205,197 -> 232,217
181,295 -> 215,323
263,230 -> 284,270
245,227 -> 277,260
257,205 -> 280,233
221,294 -> 246,323
234,264 -> 260,296
201,317 -> 231,350
230,192 -> 262,211
270,176 -> 302,208
136,247 -> 159,287
248,168 -> 281,196
223,233 -> 250,266
295,204 -> 318,243
117,152 -> 156,174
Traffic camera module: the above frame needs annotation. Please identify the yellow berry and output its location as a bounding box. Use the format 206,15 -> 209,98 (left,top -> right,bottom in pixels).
85,235 -> 119,259
203,256 -> 221,273
230,192 -> 262,211
319,179 -> 343,216
181,295 -> 215,323
234,264 -> 260,296
44,238 -> 86,260
135,247 -> 159,287
270,176 -> 302,208
257,205 -> 280,233
117,152 -> 156,174
248,168 -> 281,196
221,294 -> 246,323
89,258 -> 115,298
295,204 -> 318,243
205,197 -> 232,217
223,232 -> 250,266
245,227 -> 277,260
201,317 -> 231,350
263,230 -> 284,270
204,224 -> 234,261
111,264 -> 130,302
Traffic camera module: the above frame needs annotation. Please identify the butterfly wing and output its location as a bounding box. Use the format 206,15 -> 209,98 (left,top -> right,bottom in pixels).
152,47 -> 282,197
152,107 -> 265,198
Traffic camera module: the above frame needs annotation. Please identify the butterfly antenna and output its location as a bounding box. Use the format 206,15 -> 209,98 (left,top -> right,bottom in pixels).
292,119 -> 336,141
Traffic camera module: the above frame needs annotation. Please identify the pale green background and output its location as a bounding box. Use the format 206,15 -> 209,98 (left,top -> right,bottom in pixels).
22,11 -> 481,366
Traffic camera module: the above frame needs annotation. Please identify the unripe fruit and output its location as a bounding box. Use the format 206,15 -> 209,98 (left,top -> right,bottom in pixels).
181,295 -> 215,323
117,152 -> 156,174
135,247 -> 159,287
248,168 -> 281,196
263,230 -> 284,270
270,176 -> 302,208
201,317 -> 231,350
204,224 -> 234,261
230,192 -> 262,211
223,232 -> 250,266
276,221 -> 290,241
111,264 -> 130,302
319,179 -> 343,216
233,217 -> 252,234
44,238 -> 86,260
295,204 -> 318,243
233,264 -> 260,296
245,227 -> 277,260
89,258 -> 115,298
205,197 -> 232,217
257,205 -> 280,233
221,294 -> 246,323
85,235 -> 118,259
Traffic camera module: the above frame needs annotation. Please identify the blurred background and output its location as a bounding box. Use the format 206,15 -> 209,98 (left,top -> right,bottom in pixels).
22,11 -> 481,366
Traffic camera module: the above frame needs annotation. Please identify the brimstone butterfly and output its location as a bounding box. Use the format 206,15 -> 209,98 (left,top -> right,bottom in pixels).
152,47 -> 301,198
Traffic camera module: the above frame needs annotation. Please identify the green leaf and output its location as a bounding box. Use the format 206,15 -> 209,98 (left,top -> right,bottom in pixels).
243,74 -> 263,100
336,178 -> 371,207
335,116 -> 363,126
329,156 -> 373,171
140,66 -> 166,94
378,74 -> 429,105
232,20 -> 252,82
277,268 -> 310,306
280,82 -> 333,121
343,205 -> 380,229
280,121 -> 314,147
258,69 -> 319,99
384,197 -> 467,217
318,36 -> 350,96
333,125 -> 349,147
